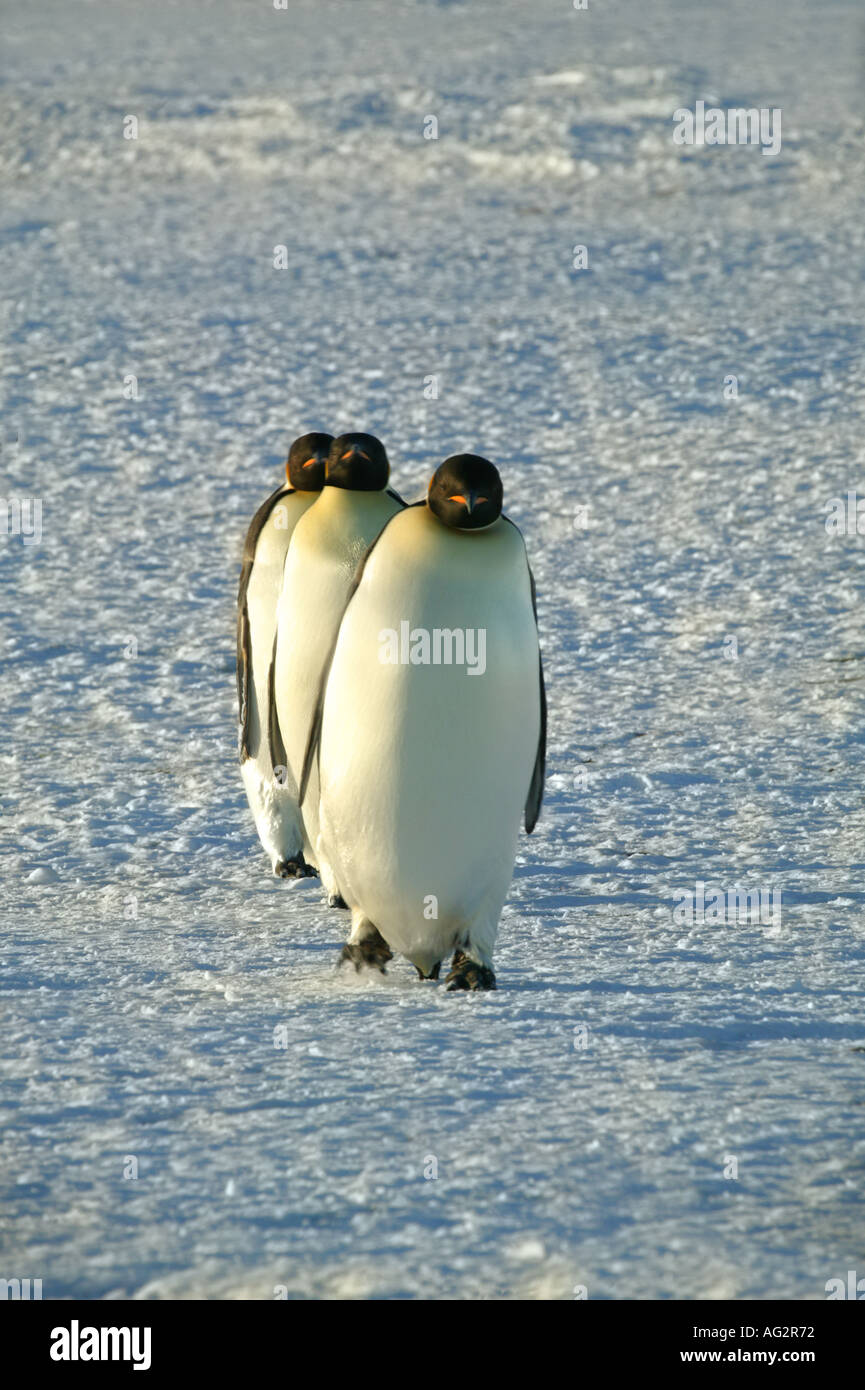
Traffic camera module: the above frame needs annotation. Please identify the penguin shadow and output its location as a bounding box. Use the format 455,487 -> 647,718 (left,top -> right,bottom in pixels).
294,944 -> 436,997
286,921 -> 504,997
250,858 -> 502,994
256,891 -> 428,994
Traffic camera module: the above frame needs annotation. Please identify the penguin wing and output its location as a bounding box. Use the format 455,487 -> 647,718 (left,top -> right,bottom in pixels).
237,602 -> 253,760
237,484 -> 292,606
502,513 -> 546,834
236,484 -> 293,757
386,486 -> 408,507
299,501 -> 422,804
524,564 -> 547,834
268,631 -> 288,774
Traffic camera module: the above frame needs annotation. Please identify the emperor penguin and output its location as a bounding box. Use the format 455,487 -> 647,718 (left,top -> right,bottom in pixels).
301,454 -> 546,990
237,431 -> 333,876
272,433 -> 405,901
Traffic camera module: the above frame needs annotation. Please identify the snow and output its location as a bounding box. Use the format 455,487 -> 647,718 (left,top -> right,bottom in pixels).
2,0 -> 865,1300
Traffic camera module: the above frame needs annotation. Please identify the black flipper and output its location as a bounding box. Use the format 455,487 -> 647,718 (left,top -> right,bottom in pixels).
235,484 -> 294,761
524,564 -> 546,834
238,601 -> 253,760
298,499 -> 418,806
268,632 -> 287,775
500,518 -> 546,833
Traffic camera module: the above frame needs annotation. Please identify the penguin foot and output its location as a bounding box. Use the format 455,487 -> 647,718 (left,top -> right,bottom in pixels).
415,962 -> 441,981
338,930 -> 393,975
328,893 -> 349,910
445,950 -> 497,993
274,855 -> 318,880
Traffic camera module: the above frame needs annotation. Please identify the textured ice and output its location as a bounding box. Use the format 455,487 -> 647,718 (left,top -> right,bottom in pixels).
1,0 -> 865,1300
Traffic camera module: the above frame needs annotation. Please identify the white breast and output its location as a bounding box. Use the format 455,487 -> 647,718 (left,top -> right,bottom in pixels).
242,489 -> 318,869
273,487 -> 404,869
245,491 -> 317,760
316,507 -> 540,972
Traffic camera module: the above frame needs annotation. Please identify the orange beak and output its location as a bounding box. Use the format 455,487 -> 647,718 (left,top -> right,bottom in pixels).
448,491 -> 487,513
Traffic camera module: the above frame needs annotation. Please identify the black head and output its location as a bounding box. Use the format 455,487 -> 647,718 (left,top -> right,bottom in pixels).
427,454 -> 503,530
325,433 -> 390,491
286,432 -> 333,490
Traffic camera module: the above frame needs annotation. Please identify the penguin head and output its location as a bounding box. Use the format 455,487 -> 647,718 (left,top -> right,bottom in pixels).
286,432 -> 333,491
428,454 -> 503,531
324,433 -> 390,491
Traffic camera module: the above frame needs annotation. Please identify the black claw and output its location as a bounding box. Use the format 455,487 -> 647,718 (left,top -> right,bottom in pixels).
275,856 -> 318,879
338,944 -> 364,973
445,950 -> 496,992
415,962 -> 441,981
338,934 -> 393,974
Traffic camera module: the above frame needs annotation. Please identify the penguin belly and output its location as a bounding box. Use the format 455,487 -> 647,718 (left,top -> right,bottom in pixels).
241,490 -> 317,870
274,486 -> 403,883
316,507 -> 540,975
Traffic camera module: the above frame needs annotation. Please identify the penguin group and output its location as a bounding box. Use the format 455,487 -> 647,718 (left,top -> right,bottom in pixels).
236,432 -> 546,991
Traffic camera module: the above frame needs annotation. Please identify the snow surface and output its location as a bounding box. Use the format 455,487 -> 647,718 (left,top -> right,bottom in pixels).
2,0 -> 865,1300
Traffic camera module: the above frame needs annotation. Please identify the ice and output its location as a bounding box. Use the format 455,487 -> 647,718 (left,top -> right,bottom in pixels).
1,0 -> 864,1301
25,866 -> 59,884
